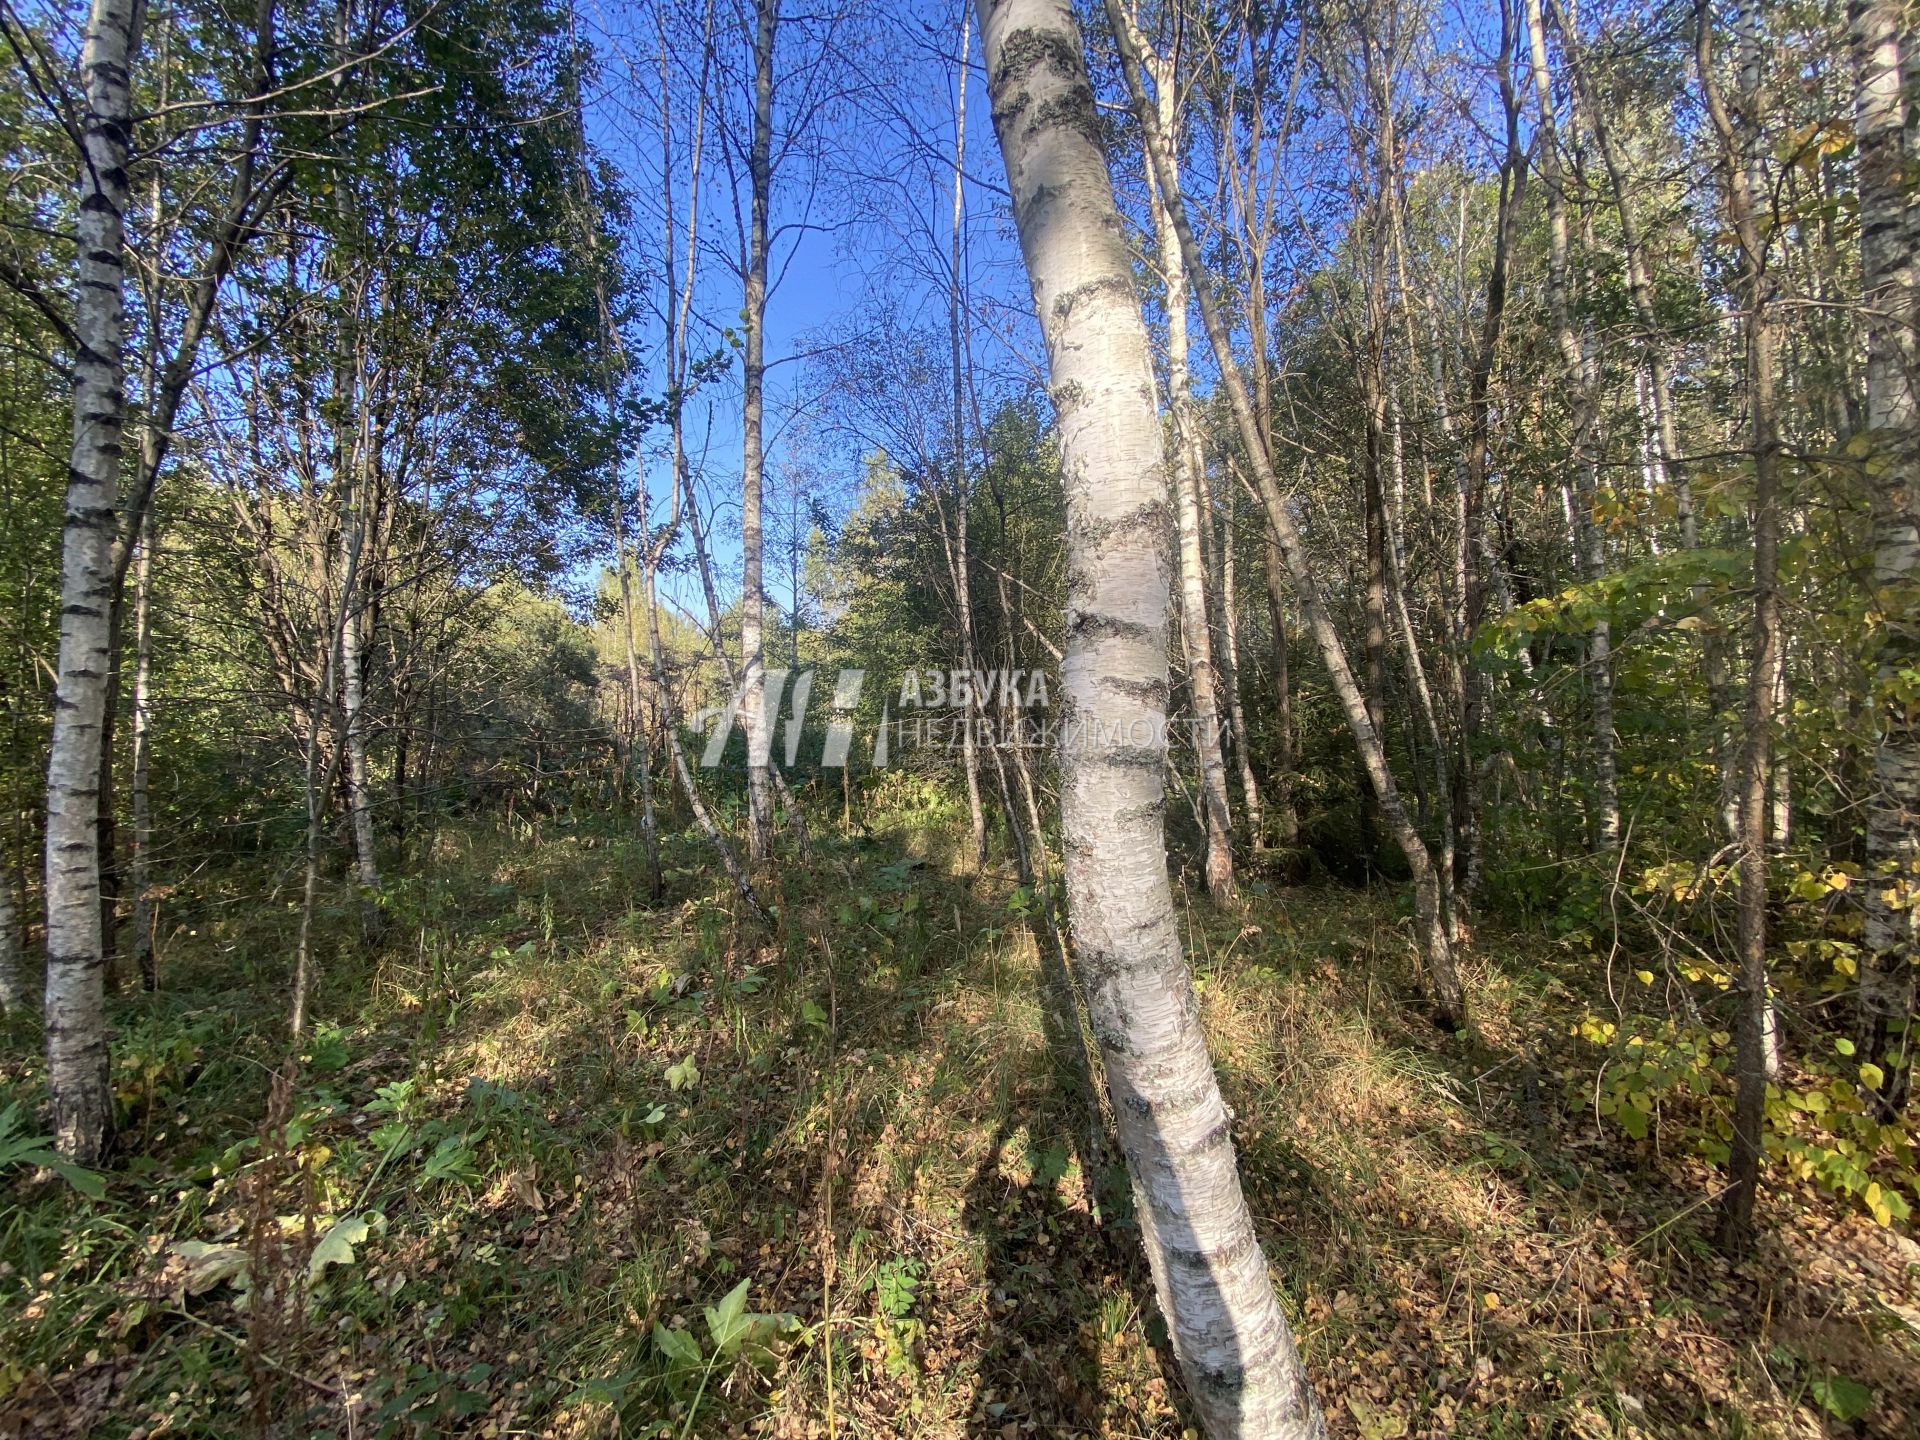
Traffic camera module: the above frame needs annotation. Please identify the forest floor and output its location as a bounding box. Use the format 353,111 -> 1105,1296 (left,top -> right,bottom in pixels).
2,800 -> 1918,1439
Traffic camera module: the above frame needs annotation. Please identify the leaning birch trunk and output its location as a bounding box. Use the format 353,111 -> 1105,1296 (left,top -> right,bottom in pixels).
129,509 -> 156,989
45,0 -> 143,1161
977,1 -> 1326,1431
1107,0 -> 1466,1028
0,864 -> 24,1016
1525,0 -> 1619,851
737,0 -> 778,862
1145,101 -> 1234,903
1853,0 -> 1919,1119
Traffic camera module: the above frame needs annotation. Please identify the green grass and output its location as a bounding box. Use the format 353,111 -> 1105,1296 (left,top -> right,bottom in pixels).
1,804 -> 1915,1438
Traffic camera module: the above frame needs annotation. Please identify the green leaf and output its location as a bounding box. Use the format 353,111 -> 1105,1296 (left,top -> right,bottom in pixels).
172,1240 -> 250,1297
665,1056 -> 700,1092
308,1213 -> 376,1281
654,1323 -> 702,1368
1860,1063 -> 1886,1091
1810,1373 -> 1872,1422
705,1278 -> 753,1350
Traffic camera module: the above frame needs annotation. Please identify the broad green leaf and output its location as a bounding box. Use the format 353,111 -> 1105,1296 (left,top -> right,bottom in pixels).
172,1240 -> 249,1297
654,1323 -> 702,1368
706,1278 -> 752,1349
1809,1373 -> 1872,1422
308,1214 -> 374,1281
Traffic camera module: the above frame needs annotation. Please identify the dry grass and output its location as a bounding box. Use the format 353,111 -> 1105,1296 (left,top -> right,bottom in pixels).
1,810 -> 1915,1439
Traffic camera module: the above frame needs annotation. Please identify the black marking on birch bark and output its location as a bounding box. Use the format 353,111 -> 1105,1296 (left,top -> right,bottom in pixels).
1078,748 -> 1163,776
1050,379 -> 1087,411
1067,611 -> 1152,644
1116,1072 -> 1218,1119
991,26 -> 1081,91
1101,675 -> 1167,705
1050,273 -> 1133,323
1027,84 -> 1102,146
1113,796 -> 1166,824
1077,498 -> 1166,542
1156,1223 -> 1261,1272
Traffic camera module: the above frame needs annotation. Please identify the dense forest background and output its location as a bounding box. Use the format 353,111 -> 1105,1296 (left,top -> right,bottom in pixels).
1,0 -> 1918,1434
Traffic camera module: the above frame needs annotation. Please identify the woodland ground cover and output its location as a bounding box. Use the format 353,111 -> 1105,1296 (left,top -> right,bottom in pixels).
2,792 -> 1915,1439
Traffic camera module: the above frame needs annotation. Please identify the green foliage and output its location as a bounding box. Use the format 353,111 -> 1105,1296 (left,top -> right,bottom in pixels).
0,1104 -> 104,1201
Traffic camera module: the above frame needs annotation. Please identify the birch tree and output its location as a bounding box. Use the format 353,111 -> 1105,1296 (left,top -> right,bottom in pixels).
1852,0 -> 1919,1118
1107,0 -> 1468,1028
977,0 -> 1325,1430
44,0 -> 142,1162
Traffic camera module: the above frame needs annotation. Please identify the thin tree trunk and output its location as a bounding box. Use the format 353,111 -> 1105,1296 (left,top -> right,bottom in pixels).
949,13 -> 988,870
0,863 -> 24,1016
1144,84 -> 1234,903
129,508 -> 156,989
1217,479 -> 1263,841
1699,0 -> 1786,1251
45,0 -> 144,1162
1852,0 -> 1919,1118
340,515 -> 380,924
1259,518 -> 1299,846
291,459 -> 368,1040
1110,1 -> 1466,1028
1445,2 -> 1527,903
979,1 -> 1326,1430
644,471 -> 768,924
738,0 -> 777,862
1525,0 -> 1618,850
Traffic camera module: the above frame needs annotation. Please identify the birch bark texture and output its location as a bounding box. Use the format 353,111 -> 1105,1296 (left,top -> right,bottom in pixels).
975,1 -> 1324,1432
46,0 -> 144,1161
738,0 -> 777,861
1852,0 -> 1919,1118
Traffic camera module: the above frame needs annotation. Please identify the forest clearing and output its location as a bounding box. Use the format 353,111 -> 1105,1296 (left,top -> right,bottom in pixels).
3,0 -> 1920,1435
3,807 -> 1918,1438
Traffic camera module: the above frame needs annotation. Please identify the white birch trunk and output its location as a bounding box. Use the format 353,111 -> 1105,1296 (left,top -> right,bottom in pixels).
0,863 -> 24,1016
1853,0 -> 1919,1117
978,1 -> 1325,1430
341,546 -> 380,901
45,0 -> 143,1161
1216,479 -> 1264,841
129,509 -> 155,989
1145,94 -> 1235,903
738,0 -> 777,861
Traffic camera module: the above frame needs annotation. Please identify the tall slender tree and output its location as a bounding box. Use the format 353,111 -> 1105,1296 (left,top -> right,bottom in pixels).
44,0 -> 143,1161
1852,0 -> 1918,1118
977,0 -> 1325,1430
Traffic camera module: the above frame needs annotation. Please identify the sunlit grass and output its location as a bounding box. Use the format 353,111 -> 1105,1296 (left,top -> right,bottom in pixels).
1,805 -> 1914,1437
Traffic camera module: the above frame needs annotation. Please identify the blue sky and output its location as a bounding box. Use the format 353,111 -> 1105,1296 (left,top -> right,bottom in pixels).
572,0 -> 1037,634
